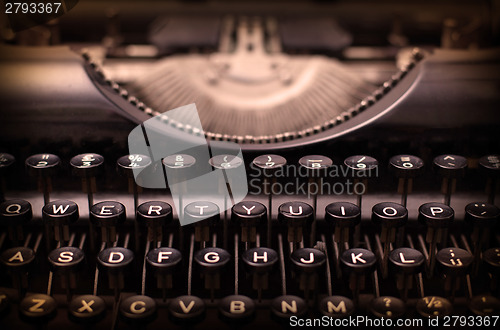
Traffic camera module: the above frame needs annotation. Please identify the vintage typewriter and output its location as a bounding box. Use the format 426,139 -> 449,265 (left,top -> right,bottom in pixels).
0,0 -> 500,328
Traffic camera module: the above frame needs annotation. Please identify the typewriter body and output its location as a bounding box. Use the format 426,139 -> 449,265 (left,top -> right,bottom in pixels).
0,0 -> 500,328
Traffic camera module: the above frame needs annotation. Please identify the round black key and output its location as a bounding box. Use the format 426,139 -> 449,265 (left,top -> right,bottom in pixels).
117,154 -> 152,175
290,248 -> 326,273
436,247 -> 473,276
232,201 -> 267,225
252,154 -> 287,170
209,155 -> 244,169
146,248 -> 182,274
137,201 -> 172,226
389,154 -> 424,178
325,202 -> 361,228
340,248 -> 377,274
372,202 -> 408,228
1,247 -> 35,272
479,154 -> 500,176
318,296 -> 355,318
465,202 -> 500,227
48,247 -> 85,273
369,296 -> 405,318
0,199 -> 32,225
218,295 -> 255,323
416,296 -> 453,317
418,202 -> 454,228
271,295 -> 307,321
162,154 -> 196,168
120,295 -> 157,323
169,295 -> 205,324
389,248 -> 425,274
90,201 -> 126,226
344,155 -> 378,177
483,247 -> 500,275
19,294 -> 57,322
278,201 -> 314,224
0,153 -> 15,172
70,153 -> 104,176
0,291 -> 10,316
433,154 -> 467,177
194,247 -> 230,273
469,295 -> 500,316
184,201 -> 220,225
298,155 -> 333,170
242,247 -> 278,274
26,154 -> 60,176
68,295 -> 106,324
97,247 -> 134,273
42,200 -> 79,226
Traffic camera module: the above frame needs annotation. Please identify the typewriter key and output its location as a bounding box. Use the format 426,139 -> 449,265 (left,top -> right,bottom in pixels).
169,295 -> 205,325
318,296 -> 355,318
290,248 -> 326,298
416,296 -> 453,318
163,154 -> 196,220
483,247 -> 500,291
469,295 -> 500,316
97,247 -> 134,301
118,154 -> 152,250
389,154 -> 424,206
389,247 -> 425,300
19,294 -> 57,323
252,154 -> 287,246
137,201 -> 173,244
270,295 -> 307,323
340,248 -> 376,301
68,295 -> 106,324
436,247 -> 473,298
299,155 -> 332,244
232,201 -> 267,246
0,199 -> 32,244
146,247 -> 182,299
433,154 -> 467,206
0,153 -> 15,202
194,247 -> 231,299
344,155 -> 378,209
479,154 -> 500,204
26,153 -> 61,205
90,201 -> 126,244
48,247 -> 85,300
1,247 -> 35,296
242,247 -> 278,300
185,201 -> 220,246
218,295 -> 255,324
418,202 -> 454,275
278,201 -> 313,247
42,200 -> 79,244
325,201 -> 361,250
465,202 -> 500,274
369,296 -> 405,319
71,153 -> 105,250
119,295 -> 157,324
372,202 -> 408,277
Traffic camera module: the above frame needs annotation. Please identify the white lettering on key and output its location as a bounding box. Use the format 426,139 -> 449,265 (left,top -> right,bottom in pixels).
351,253 -> 366,264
